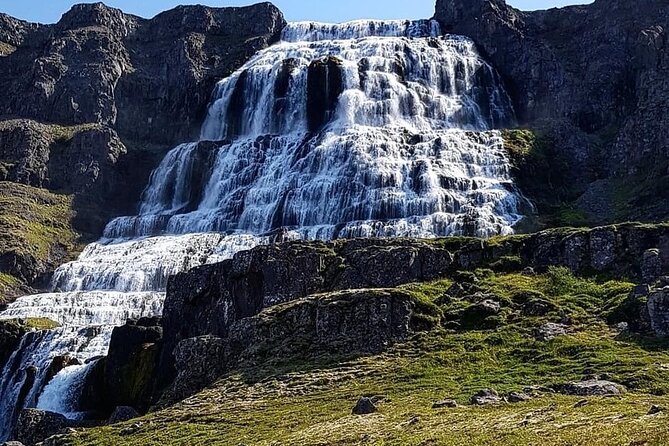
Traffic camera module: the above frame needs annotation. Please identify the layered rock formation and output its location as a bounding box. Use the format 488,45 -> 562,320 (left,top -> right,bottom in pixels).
435,0 -> 669,222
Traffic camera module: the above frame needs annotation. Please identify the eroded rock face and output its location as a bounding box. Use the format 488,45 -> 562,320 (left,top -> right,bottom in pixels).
0,3 -> 285,144
160,289 -> 437,405
159,239 -> 454,390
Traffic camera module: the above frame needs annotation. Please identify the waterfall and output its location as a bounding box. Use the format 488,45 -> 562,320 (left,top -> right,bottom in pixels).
0,19 -> 526,440
104,20 -> 521,240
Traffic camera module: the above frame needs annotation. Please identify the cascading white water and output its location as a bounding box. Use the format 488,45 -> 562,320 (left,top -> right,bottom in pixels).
104,21 -> 521,241
0,19 -> 526,440
0,233 -> 263,440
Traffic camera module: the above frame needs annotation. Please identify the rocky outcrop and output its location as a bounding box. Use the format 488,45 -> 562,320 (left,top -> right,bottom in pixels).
103,317 -> 162,412
79,317 -> 163,416
152,222 -> 669,403
13,409 -> 70,446
435,0 -> 669,222
160,289 -> 439,405
158,238 -> 454,390
0,320 -> 27,369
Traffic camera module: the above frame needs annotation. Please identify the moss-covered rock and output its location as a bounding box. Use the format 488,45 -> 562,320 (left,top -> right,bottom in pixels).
0,182 -> 82,304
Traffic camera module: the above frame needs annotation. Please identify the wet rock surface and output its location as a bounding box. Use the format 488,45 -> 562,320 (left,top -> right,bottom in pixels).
154,223 -> 669,403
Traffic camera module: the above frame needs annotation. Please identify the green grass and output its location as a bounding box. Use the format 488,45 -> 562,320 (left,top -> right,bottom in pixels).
0,181 -> 82,303
0,181 -> 80,259
57,268 -> 669,446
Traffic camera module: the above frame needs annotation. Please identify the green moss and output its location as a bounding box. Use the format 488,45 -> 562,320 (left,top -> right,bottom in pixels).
47,123 -> 103,143
0,181 -> 81,263
23,317 -> 61,330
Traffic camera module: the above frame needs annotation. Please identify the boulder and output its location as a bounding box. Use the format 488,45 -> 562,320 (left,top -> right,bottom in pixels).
352,397 -> 377,415
470,389 -> 502,406
108,406 -> 140,425
647,289 -> 669,337
13,409 -> 70,446
507,392 -> 531,403
556,380 -> 626,396
642,249 -> 663,284
432,399 -> 458,409
533,323 -> 570,341
648,404 -> 665,415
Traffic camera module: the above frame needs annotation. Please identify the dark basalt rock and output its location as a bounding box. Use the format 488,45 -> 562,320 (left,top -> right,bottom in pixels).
160,289 -> 437,405
104,317 -> 163,413
0,320 -> 27,370
13,409 -> 70,446
307,56 -> 345,132
352,397 -> 377,415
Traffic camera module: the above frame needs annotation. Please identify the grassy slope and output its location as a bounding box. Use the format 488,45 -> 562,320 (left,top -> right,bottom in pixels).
61,269 -> 669,445
0,182 -> 81,303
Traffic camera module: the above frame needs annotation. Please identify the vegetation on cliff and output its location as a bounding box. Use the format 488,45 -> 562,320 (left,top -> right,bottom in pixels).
0,182 -> 81,305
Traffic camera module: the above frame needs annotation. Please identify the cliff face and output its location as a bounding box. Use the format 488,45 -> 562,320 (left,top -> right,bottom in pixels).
0,2 -> 286,294
0,2 -> 285,232
435,0 -> 669,223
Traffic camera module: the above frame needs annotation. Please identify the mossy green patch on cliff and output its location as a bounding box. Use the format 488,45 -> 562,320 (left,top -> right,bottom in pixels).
502,129 -> 594,228
0,181 -> 82,303
47,123 -> 104,143
0,182 -> 80,259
